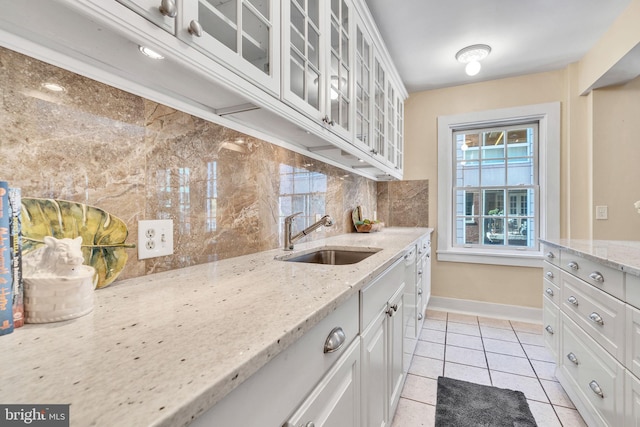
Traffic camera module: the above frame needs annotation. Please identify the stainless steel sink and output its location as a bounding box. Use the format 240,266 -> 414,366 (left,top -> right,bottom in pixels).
279,247 -> 381,265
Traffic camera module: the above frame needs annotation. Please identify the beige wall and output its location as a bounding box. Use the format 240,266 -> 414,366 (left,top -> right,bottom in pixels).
592,76 -> 640,240
404,71 -> 565,308
404,64 -> 640,309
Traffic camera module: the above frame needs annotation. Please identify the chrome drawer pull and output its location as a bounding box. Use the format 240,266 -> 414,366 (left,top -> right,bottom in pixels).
567,296 -> 578,306
589,380 -> 604,398
546,251 -> 555,259
567,352 -> 579,365
418,313 -> 423,321
418,288 -> 423,295
546,271 -> 554,279
589,312 -> 604,326
323,327 -> 346,353
418,269 -> 423,275
545,325 -> 554,335
589,271 -> 604,283
567,261 -> 579,271
545,288 -> 554,297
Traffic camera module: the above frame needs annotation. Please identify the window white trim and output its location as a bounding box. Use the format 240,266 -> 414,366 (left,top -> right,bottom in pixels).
437,102 -> 560,267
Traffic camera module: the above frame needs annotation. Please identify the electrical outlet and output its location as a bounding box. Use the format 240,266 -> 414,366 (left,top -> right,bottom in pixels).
138,219 -> 174,259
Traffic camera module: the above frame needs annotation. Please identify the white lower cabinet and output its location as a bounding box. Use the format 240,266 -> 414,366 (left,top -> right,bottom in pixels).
542,242 -> 640,427
284,339 -> 361,427
559,314 -> 625,427
360,257 -> 406,427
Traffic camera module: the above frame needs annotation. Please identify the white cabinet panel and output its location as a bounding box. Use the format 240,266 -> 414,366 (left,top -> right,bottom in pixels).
626,370 -> 640,427
542,295 -> 559,362
559,314 -> 625,427
285,340 -> 361,427
179,0 -> 280,94
561,272 -> 625,362
541,243 -> 561,267
117,0 -> 177,33
361,307 -> 387,427
627,304 -> 640,379
561,252 -> 624,300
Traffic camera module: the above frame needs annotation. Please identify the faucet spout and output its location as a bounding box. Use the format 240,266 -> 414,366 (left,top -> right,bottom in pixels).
284,213 -> 334,250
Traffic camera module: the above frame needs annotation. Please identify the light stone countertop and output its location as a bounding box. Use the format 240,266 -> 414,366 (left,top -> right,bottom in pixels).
1,227 -> 431,427
541,238 -> 640,276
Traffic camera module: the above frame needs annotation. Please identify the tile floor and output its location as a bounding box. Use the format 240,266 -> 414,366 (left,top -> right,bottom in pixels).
391,310 -> 588,426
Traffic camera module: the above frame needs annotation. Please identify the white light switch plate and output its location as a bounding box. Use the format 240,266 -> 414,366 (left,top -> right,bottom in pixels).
595,205 -> 608,220
138,219 -> 174,259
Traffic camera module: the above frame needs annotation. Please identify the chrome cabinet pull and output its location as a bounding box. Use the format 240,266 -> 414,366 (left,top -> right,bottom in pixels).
567,352 -> 579,365
546,251 -> 555,259
589,312 -> 604,326
567,296 -> 578,306
589,380 -> 604,398
418,313 -> 423,321
418,269 -> 423,275
545,288 -> 554,297
159,0 -> 177,17
567,261 -> 579,270
546,271 -> 554,279
188,20 -> 203,37
418,288 -> 423,295
545,325 -> 554,335
323,327 -> 346,353
589,271 -> 604,283
302,422 -> 315,427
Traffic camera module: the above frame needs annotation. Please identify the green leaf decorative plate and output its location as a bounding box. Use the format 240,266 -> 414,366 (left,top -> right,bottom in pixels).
21,198 -> 135,289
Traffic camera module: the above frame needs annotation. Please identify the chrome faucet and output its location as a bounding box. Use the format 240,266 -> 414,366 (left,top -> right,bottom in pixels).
284,212 -> 334,250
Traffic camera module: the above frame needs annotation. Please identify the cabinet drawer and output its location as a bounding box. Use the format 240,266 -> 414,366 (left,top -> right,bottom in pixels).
542,244 -> 561,267
543,275 -> 561,307
543,262 -> 561,287
561,252 -> 624,300
361,257 -> 405,329
627,273 -> 640,311
543,296 -> 559,361
561,273 -> 625,362
559,314 -> 625,427
627,304 -> 640,379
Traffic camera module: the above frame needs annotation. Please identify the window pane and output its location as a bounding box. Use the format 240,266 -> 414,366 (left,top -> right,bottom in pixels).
456,161 -> 479,187
480,160 -> 505,186
483,217 -> 504,245
456,217 -> 480,245
507,157 -> 534,185
482,131 -> 504,159
483,189 -> 504,215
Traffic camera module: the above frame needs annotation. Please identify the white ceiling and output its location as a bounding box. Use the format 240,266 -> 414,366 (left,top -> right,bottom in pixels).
364,0 -> 633,93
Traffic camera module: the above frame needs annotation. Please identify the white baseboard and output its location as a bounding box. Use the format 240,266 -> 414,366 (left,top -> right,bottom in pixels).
427,296 -> 542,324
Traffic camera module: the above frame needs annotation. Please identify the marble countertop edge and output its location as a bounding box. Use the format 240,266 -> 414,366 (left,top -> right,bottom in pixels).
541,238 -> 640,276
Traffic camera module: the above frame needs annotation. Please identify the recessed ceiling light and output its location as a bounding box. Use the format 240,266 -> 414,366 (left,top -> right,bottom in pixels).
138,45 -> 164,60
41,82 -> 66,92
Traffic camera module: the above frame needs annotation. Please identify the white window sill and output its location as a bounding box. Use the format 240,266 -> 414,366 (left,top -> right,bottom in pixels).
437,249 -> 543,268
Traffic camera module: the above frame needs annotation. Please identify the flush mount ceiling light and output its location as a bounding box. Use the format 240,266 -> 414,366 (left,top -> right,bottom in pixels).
455,44 -> 491,76
138,45 -> 164,60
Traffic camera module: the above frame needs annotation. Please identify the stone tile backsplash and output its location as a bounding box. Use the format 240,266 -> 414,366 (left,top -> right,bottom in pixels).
0,46 -> 379,284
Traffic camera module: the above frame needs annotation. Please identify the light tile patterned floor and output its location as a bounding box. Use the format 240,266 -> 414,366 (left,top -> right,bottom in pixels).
391,310 -> 588,427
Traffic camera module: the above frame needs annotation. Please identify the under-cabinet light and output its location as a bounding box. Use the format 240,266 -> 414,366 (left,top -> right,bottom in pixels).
138,45 -> 165,60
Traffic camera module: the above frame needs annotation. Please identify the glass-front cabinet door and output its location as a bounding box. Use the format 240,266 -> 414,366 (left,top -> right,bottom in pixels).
372,55 -> 386,162
354,15 -> 372,153
385,81 -> 397,167
179,0 -> 279,95
282,0 -> 353,139
395,94 -> 404,172
283,0 -> 324,118
327,0 -> 352,140
117,0 -> 178,33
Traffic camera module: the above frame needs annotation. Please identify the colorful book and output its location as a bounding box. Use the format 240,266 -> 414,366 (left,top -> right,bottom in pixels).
0,181 -> 13,335
9,187 -> 23,328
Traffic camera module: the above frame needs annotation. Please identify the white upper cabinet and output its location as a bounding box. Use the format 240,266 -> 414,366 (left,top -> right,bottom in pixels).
116,0 -> 178,34
372,55 -> 387,163
282,0 -> 353,140
354,15 -> 373,154
179,0 -> 280,95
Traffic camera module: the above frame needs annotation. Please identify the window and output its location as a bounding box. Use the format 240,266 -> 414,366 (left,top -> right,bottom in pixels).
454,123 -> 537,249
437,103 -> 560,267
